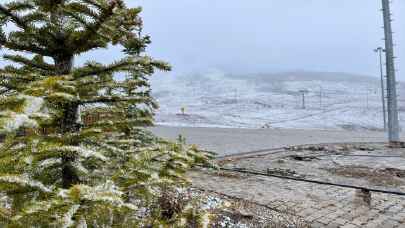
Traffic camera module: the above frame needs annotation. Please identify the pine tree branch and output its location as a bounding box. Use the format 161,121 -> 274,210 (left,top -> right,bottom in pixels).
0,76 -> 31,84
0,81 -> 18,90
80,96 -> 149,105
67,1 -> 117,50
74,60 -> 133,79
0,5 -> 57,55
0,4 -> 29,29
3,54 -> 56,72
0,88 -> 11,95
0,72 -> 40,92
64,11 -> 110,44
0,82 -> 24,94
0,76 -> 25,93
78,80 -> 146,91
77,79 -> 108,89
80,0 -> 104,9
74,57 -> 170,80
1,39 -> 51,56
64,2 -> 100,20
6,1 -> 34,12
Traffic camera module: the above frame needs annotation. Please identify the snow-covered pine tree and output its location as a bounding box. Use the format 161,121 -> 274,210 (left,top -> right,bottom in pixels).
0,1 -> 212,226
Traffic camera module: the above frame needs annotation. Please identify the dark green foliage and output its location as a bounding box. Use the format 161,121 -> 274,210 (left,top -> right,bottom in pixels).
0,0 -> 212,226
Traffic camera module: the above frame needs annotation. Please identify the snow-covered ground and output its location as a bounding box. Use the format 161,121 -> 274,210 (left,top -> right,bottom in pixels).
151,70 -> 405,130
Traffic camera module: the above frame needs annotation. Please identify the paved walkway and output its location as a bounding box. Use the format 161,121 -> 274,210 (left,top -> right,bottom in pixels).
191,171 -> 405,228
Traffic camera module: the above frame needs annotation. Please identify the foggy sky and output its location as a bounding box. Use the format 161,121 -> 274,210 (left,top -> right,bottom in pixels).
130,0 -> 405,79
1,1 -> 404,79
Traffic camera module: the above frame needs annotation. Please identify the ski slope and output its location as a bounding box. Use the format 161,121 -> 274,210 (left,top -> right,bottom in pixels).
151,70 -> 405,130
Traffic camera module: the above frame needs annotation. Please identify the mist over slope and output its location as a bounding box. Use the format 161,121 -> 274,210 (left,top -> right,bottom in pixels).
151,71 -> 405,130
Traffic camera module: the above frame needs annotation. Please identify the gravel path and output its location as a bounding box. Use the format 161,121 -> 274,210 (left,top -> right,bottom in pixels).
150,126 -> 398,156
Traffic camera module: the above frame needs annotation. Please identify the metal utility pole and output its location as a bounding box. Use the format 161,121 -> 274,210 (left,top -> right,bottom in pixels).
319,86 -> 323,110
299,90 -> 308,109
374,47 -> 387,131
381,0 -> 400,143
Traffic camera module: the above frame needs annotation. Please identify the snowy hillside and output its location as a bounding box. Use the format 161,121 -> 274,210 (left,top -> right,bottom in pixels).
151,71 -> 405,130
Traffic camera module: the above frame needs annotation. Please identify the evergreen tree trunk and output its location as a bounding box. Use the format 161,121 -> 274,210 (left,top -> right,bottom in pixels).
55,55 -> 73,75
55,55 -> 81,188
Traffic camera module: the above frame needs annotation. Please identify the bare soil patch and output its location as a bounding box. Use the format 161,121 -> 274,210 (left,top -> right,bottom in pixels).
327,166 -> 405,187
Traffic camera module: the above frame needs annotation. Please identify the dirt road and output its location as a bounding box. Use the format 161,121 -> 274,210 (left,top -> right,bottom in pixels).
150,126 -> 397,156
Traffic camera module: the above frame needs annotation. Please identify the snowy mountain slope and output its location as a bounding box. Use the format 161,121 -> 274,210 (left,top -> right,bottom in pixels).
151,70 -> 405,130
